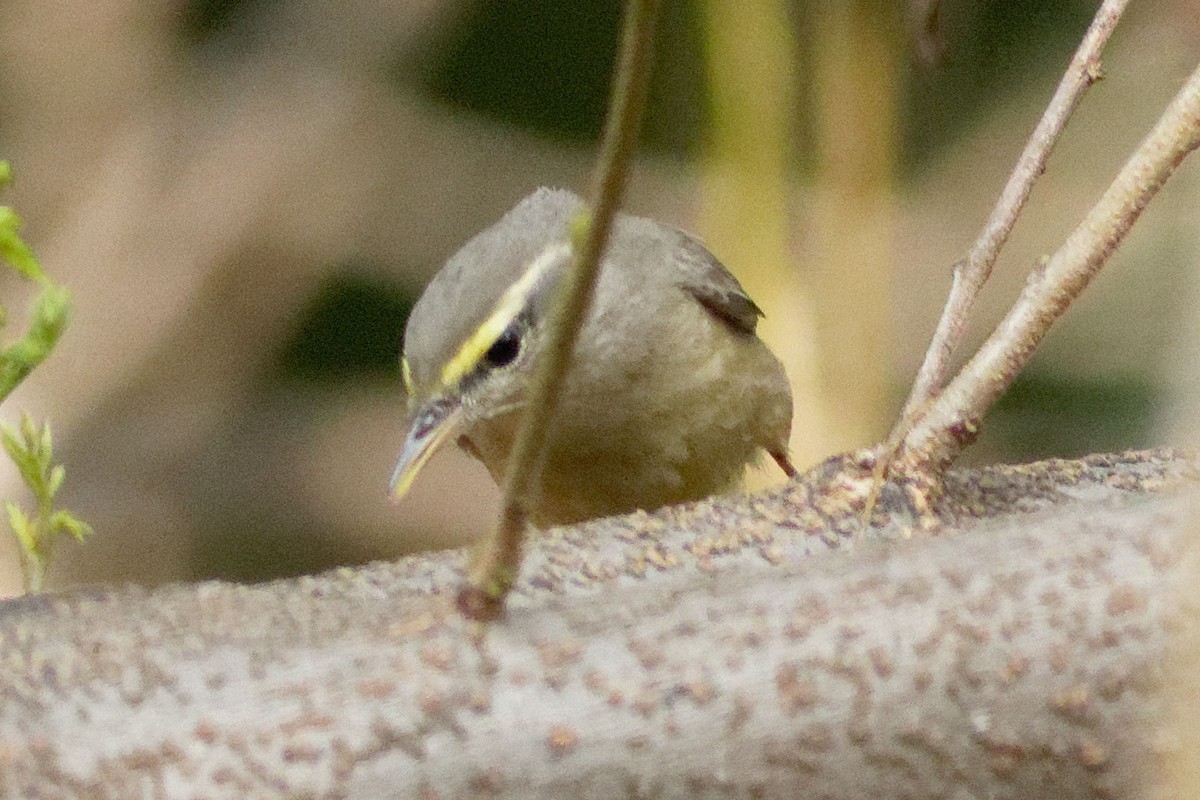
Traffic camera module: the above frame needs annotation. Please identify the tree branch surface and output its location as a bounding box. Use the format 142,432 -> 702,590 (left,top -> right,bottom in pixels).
1,450 -> 1197,798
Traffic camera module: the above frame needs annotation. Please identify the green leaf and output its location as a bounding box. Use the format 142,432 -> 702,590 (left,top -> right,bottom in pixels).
20,413 -> 38,452
0,288 -> 70,403
5,501 -> 35,553
0,207 -> 45,283
51,510 -> 91,542
47,464 -> 65,498
0,422 -> 42,491
0,422 -> 19,460
37,416 -> 53,463
32,285 -> 71,337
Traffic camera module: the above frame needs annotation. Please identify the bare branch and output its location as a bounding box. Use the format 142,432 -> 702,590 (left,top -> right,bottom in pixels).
900,61 -> 1200,469
463,0 -> 664,617
0,450 -> 1194,797
895,0 -> 1130,433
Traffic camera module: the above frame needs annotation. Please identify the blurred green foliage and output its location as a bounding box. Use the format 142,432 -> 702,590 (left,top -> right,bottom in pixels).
2,415 -> 92,593
977,370 -> 1157,462
411,0 -> 707,155
196,517 -> 392,582
177,0 -> 282,48
275,272 -> 411,386
0,162 -> 92,593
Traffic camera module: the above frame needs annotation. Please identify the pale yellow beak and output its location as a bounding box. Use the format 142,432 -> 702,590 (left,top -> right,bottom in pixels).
390,396 -> 464,500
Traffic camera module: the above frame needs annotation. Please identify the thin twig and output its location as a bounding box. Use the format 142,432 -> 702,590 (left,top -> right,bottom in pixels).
893,0 -> 1130,435
458,0 -> 663,620
858,0 -> 1134,529
900,60 -> 1200,470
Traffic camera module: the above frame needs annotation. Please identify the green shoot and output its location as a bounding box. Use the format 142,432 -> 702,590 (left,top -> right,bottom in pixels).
0,165 -> 70,404
0,160 -> 89,593
1,414 -> 91,592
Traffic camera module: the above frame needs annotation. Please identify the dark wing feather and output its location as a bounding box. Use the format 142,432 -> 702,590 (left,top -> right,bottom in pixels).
673,234 -> 763,336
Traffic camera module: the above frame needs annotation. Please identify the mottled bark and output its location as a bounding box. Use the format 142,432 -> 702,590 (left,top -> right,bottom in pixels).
1,449 -> 1196,799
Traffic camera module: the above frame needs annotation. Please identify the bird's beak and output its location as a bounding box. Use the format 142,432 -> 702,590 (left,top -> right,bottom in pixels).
390,395 -> 464,500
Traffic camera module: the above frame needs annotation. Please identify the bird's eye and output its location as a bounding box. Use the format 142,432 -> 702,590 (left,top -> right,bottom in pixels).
482,326 -> 521,369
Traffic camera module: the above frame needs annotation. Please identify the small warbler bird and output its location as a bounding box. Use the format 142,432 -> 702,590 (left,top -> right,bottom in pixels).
391,188 -> 795,526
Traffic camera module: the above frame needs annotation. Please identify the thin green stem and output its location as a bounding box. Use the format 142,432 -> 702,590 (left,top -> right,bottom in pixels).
459,0 -> 664,620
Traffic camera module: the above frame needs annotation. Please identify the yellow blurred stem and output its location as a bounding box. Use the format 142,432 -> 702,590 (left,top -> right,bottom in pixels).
808,0 -> 899,450
697,0 -> 829,474
698,0 -> 900,472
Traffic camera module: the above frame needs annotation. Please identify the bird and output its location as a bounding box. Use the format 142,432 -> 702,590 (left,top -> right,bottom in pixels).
391,187 -> 795,527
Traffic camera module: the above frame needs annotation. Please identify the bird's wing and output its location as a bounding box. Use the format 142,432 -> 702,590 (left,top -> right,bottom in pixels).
672,234 -> 763,336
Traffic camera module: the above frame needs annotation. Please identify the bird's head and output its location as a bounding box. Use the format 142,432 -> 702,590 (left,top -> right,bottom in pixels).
390,188 -> 583,499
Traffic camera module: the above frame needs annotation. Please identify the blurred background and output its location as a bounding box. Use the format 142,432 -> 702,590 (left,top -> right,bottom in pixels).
0,0 -> 1196,593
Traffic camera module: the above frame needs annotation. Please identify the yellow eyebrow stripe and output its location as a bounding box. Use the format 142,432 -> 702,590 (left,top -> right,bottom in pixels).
439,242 -> 571,388
400,355 -> 413,394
